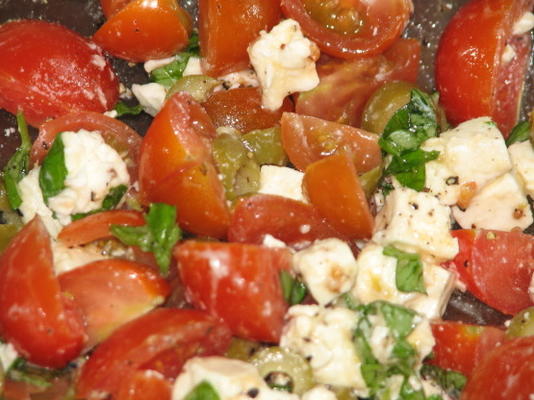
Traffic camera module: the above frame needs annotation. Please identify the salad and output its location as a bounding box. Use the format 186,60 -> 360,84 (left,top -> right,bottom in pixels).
0,0 -> 533,399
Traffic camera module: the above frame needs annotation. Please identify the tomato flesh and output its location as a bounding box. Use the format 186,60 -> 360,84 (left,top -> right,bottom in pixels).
302,0 -> 364,35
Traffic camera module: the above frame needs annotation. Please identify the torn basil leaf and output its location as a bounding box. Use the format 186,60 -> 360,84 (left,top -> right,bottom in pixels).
184,31 -> 200,55
506,120 -> 531,147
280,270 -> 308,305
151,52 -> 192,88
39,132 -> 68,203
421,364 -> 467,399
184,381 -> 220,400
71,184 -> 128,221
114,101 -> 143,117
383,246 -> 427,294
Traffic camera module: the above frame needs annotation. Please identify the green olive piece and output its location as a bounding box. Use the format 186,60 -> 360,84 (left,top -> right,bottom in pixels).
361,81 -> 417,134
250,347 -> 314,395
225,337 -> 265,361
166,75 -> 219,103
506,306 -> 534,338
241,127 -> 288,166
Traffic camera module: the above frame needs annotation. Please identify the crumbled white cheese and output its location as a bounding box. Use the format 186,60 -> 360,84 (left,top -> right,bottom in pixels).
172,357 -> 298,400
131,82 -> 167,116
352,243 -> 455,319
51,241 -> 107,275
182,56 -> 203,76
513,12 -> 534,35
373,186 -> 459,261
0,341 -> 19,372
258,165 -> 307,203
509,140 -> 534,198
452,173 -> 533,231
262,234 -> 288,249
218,69 -> 259,90
248,19 -> 319,110
280,305 -> 367,394
302,386 -> 337,400
292,238 -> 358,305
502,44 -> 517,64
144,56 -> 177,74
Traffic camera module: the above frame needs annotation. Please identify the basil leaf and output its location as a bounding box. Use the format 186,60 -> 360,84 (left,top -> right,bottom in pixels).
39,132 -> 68,203
506,120 -> 531,147
378,301 -> 417,339
421,364 -> 466,399
383,246 -> 427,294
150,52 -> 192,88
184,381 -> 220,400
399,377 -> 426,400
71,185 -> 128,221
111,203 -> 181,276
280,270 -> 308,305
2,112 -> 32,209
114,101 -> 143,117
184,31 -> 200,55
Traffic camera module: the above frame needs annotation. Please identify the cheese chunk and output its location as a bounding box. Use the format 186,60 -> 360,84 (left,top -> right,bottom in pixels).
509,140 -> 534,198
292,238 -> 358,305
0,342 -> 18,372
302,386 -> 337,400
52,241 -> 107,275
453,173 -> 533,231
352,243 -> 455,319
248,19 -> 319,110
144,56 -> 176,74
132,82 -> 167,116
258,165 -> 307,203
373,186 -> 459,261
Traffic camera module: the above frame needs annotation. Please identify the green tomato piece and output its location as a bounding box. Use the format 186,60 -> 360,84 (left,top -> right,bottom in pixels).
506,306 -> 534,338
250,347 -> 314,395
241,127 -> 288,166
0,224 -> 19,253
233,158 -> 260,200
361,81 -> 416,134
224,338 -> 265,361
167,75 -> 219,103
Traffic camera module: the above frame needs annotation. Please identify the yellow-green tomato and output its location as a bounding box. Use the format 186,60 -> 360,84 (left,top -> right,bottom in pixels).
241,127 -> 288,166
506,306 -> 534,338
166,75 -> 219,103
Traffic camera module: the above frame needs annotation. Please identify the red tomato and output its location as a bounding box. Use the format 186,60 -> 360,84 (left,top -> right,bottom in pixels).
435,0 -> 533,137
175,241 -> 291,342
0,217 -> 86,368
280,112 -> 381,173
59,259 -> 169,348
228,193 -> 350,250
462,336 -> 534,400
296,38 -> 420,127
100,0 -> 132,17
76,308 -> 232,400
199,0 -> 281,76
303,152 -> 373,239
58,210 -> 145,247
428,321 -> 505,377
0,20 -> 119,127
93,0 -> 193,62
202,87 -> 293,133
447,229 -> 534,315
116,370 -> 172,400
281,0 -> 412,59
31,111 -> 142,181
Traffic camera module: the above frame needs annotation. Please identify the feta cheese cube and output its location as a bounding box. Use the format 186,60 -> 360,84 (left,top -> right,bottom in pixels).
132,82 -> 167,116
258,165 -> 307,203
144,56 -> 177,74
52,241 -> 107,275
452,173 -> 533,231
513,12 -> 534,35
218,69 -> 259,90
302,386 -> 337,400
182,56 -> 203,76
292,238 -> 358,305
373,186 -> 459,261
248,19 -> 320,110
508,140 -> 534,197
0,341 -> 19,372
352,243 -> 455,319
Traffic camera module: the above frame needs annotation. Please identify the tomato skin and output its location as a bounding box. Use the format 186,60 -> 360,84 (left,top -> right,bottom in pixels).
100,0 -> 132,17
281,0 -> 412,59
202,87 -> 294,133
304,152 -> 373,239
428,321 -> 505,377
281,112 -> 381,173
435,0 -> 533,136
0,20 -> 119,127
296,38 -> 420,127
228,193 -> 350,250
0,217 -> 86,368
447,229 -> 534,315
59,259 -> 169,348
94,0 -> 193,62
199,0 -> 281,77
175,241 -> 291,342
461,336 -> 534,400
76,308 -> 232,400
116,370 -> 172,400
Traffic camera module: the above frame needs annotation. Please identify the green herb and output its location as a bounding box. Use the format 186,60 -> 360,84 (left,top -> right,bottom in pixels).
7,358 -> 70,389
421,364 -> 467,399
280,270 -> 308,305
114,101 -> 143,117
184,381 -> 220,400
71,185 -> 128,221
184,31 -> 200,54
383,246 -> 427,294
39,132 -> 68,203
111,203 -> 181,276
506,120 -> 531,147
2,112 -> 32,209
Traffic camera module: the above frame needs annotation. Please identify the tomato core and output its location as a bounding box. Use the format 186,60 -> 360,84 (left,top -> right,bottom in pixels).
302,0 -> 363,35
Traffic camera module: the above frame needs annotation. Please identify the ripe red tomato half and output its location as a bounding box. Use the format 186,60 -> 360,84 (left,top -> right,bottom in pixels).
435,0 -> 533,136
116,370 -> 172,400
175,241 -> 291,342
0,20 -> 119,127
94,0 -> 193,62
76,308 -> 232,400
447,229 -> 534,315
281,0 -> 413,59
0,217 -> 86,368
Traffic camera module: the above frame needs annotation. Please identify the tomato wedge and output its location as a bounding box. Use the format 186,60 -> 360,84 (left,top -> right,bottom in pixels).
175,241 -> 291,342
76,308 -> 231,400
0,20 -> 119,127
280,112 -> 381,173
94,0 -> 193,62
100,0 -> 132,18
447,229 -> 534,315
116,370 -> 172,400
59,259 -> 169,348
435,0 -> 533,136
303,152 -> 373,239
0,217 -> 86,368
281,0 -> 413,59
